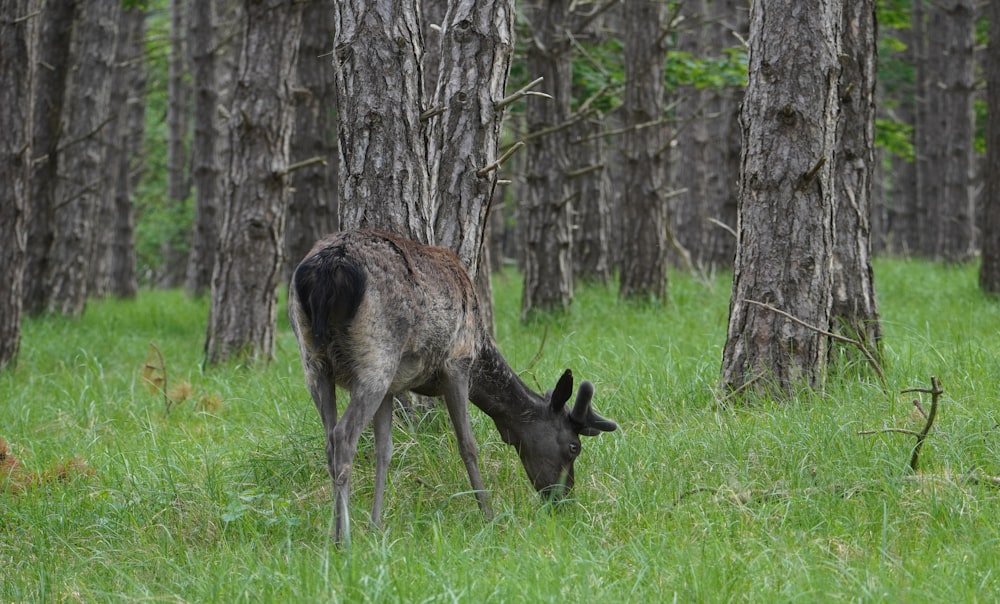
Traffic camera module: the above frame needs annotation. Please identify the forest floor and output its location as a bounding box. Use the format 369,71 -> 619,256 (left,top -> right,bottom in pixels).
2,259 -> 999,602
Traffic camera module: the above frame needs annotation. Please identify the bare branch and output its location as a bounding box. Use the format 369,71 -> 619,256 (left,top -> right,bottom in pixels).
476,141 -> 525,177
274,156 -> 327,178
744,299 -> 887,388
495,77 -> 548,110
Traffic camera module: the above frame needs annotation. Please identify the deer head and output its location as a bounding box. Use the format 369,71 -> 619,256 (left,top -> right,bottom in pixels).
492,369 -> 617,500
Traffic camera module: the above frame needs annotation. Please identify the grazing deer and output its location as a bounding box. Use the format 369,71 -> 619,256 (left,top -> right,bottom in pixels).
288,229 -> 617,543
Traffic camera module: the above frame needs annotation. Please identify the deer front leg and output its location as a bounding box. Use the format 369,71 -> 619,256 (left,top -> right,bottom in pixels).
442,374 -> 494,520
371,395 -> 394,531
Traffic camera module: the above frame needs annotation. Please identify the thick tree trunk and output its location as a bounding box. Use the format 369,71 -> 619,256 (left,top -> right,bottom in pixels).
831,0 -> 881,352
428,0 -> 514,279
284,0 -> 338,278
720,0 -> 842,396
0,0 -> 40,367
981,0 -> 1000,293
44,0 -> 121,316
427,0 -> 515,332
619,0 -> 668,301
332,0 -> 431,242
520,0 -> 574,317
204,0 -> 303,364
24,0 -> 75,315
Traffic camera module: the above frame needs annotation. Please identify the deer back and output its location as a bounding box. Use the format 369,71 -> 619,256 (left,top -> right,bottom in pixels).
289,230 -> 485,395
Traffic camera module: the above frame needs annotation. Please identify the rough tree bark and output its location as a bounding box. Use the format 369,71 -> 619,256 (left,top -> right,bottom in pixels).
720,0 -> 842,396
24,0 -> 75,315
981,0 -> 1000,294
831,0 -> 881,351
428,0 -> 515,331
520,0 -> 574,317
43,0 -> 121,317
0,0 -> 40,367
204,0 -> 303,364
428,0 -> 514,278
619,0 -> 668,302
284,0 -> 338,278
332,0 -> 432,242
160,0 -> 192,287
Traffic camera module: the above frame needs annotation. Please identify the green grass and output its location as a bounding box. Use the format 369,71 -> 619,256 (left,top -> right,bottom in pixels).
2,259 -> 999,602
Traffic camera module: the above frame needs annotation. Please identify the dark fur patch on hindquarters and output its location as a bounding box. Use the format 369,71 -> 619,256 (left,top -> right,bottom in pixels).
293,247 -> 367,348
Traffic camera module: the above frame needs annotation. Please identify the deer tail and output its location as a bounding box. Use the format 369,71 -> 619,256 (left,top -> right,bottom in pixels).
292,248 -> 367,348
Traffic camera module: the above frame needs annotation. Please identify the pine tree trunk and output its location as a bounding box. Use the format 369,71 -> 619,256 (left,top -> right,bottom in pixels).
919,0 -> 976,260
619,0 -> 668,301
720,0 -> 842,396
333,0 -> 432,242
204,0 -> 303,364
186,0 -> 241,297
572,116 -> 612,284
44,0 -> 121,317
160,0 -> 191,287
109,6 -> 145,298
91,7 -> 142,299
284,0 -> 338,278
0,0 -> 39,367
428,0 -> 514,280
831,0 -> 881,351
520,0 -> 574,317
981,0 -> 1000,294
25,0 -> 75,315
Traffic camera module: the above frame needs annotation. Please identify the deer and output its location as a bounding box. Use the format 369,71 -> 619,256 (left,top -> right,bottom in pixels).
288,229 -> 617,544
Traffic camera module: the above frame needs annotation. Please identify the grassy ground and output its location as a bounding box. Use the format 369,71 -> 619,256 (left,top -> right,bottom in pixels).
2,259 -> 999,602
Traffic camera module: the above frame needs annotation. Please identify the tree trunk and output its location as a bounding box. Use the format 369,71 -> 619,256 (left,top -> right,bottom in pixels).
284,0 -> 338,278
520,0 -> 574,317
0,0 -> 40,368
981,0 -> 1000,294
109,6 -> 145,299
160,0 -> 192,287
91,7 -> 143,299
619,0 -> 668,302
44,0 -> 121,317
204,0 -> 303,364
831,0 -> 881,352
918,0 -> 976,261
332,0 -> 432,242
25,0 -> 75,315
428,0 -> 514,278
720,0 -> 842,396
572,116 -> 612,284
186,0 -> 241,297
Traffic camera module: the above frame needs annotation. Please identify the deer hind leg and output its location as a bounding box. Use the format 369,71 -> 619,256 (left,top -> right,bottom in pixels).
330,379 -> 391,545
441,369 -> 494,519
371,394 -> 394,531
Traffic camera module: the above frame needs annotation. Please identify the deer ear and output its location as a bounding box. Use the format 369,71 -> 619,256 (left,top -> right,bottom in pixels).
570,381 -> 618,436
550,369 -> 574,412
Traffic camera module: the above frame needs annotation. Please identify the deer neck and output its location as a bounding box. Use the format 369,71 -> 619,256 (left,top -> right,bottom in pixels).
468,342 -> 542,422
